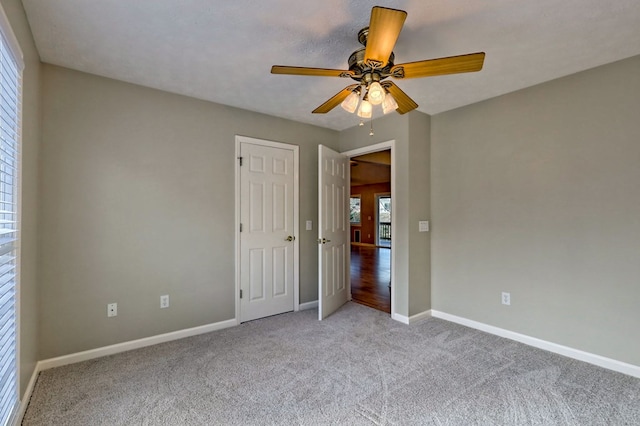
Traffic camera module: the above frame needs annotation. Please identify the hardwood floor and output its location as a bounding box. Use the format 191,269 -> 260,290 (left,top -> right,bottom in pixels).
350,245 -> 391,313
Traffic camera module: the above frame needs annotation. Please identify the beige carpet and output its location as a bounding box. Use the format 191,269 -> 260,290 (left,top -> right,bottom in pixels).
23,302 -> 640,425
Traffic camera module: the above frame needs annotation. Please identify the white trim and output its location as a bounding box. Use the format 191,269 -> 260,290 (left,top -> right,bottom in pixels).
342,141 -> 393,158
409,309 -> 432,323
235,136 -> 300,323
342,140 -> 397,320
391,313 -> 409,324
14,364 -> 39,426
299,300 -> 318,311
234,139 -> 242,325
431,310 -> 640,379
38,319 -> 237,371
292,144 -> 300,312
392,309 -> 432,325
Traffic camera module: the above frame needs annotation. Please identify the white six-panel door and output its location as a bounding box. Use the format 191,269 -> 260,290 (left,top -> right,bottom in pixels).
239,141 -> 296,322
318,145 -> 349,320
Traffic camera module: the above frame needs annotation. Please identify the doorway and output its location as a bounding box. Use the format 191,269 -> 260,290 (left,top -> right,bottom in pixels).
343,143 -> 394,315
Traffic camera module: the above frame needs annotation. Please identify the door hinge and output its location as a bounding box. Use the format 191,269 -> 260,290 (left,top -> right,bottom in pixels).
238,156 -> 243,166
240,223 -> 243,232
240,289 -> 243,299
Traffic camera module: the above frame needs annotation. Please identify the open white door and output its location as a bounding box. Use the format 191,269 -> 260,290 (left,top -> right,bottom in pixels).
318,145 -> 349,320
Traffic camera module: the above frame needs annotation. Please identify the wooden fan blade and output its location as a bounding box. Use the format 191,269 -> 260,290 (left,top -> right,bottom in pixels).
364,6 -> 407,69
381,82 -> 418,114
312,84 -> 360,114
391,52 -> 485,79
271,65 -> 352,78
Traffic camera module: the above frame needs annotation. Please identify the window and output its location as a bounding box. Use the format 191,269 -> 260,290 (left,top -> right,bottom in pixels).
377,195 -> 391,247
350,195 -> 361,224
0,6 -> 23,425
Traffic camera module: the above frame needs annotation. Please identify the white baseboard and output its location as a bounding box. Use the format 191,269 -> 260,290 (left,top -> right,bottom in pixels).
391,313 -> 409,324
392,309 -> 432,325
431,310 -> 640,379
409,309 -> 432,323
299,300 -> 318,311
38,318 -> 237,371
14,364 -> 40,426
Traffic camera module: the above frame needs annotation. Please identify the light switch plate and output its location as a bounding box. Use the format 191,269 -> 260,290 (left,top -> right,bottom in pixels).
419,221 -> 429,232
306,220 -> 313,231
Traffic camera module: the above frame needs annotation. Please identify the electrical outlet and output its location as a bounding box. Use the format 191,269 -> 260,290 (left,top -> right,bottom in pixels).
502,292 -> 511,306
107,303 -> 117,317
160,294 -> 169,309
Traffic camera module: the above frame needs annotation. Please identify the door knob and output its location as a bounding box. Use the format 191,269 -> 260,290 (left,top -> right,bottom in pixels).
317,238 -> 331,244
285,235 -> 295,241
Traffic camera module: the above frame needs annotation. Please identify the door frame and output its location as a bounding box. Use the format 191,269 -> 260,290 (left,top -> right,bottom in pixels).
342,140 -> 396,318
234,135 -> 300,324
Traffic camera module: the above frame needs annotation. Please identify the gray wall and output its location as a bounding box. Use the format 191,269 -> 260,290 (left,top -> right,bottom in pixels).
1,0 -> 42,395
431,55 -> 640,365
39,65 -> 338,359
339,111 -> 432,317
407,114 -> 431,315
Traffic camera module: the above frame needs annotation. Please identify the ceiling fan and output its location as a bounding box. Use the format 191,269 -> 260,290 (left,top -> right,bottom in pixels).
271,6 -> 485,117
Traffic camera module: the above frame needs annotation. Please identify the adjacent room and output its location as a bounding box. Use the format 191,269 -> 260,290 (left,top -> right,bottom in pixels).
2,0 -> 639,424
349,149 -> 392,313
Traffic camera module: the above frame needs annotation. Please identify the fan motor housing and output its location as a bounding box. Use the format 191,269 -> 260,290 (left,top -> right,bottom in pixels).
348,27 -> 395,83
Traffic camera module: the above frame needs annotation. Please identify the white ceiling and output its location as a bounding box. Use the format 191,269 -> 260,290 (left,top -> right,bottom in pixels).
22,0 -> 640,131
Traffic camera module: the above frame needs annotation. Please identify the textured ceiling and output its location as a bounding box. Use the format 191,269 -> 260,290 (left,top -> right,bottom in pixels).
22,0 -> 640,131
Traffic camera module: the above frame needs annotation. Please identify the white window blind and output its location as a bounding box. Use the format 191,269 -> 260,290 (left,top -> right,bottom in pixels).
0,5 -> 22,425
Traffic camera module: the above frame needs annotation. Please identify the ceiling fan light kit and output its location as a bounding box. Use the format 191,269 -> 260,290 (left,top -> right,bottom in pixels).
340,88 -> 361,113
271,6 -> 485,127
367,81 -> 386,105
357,98 -> 373,119
381,93 -> 398,115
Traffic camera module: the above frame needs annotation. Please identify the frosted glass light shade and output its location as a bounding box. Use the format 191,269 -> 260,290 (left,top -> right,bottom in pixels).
382,93 -> 398,114
340,91 -> 360,113
367,82 -> 385,105
357,100 -> 372,118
